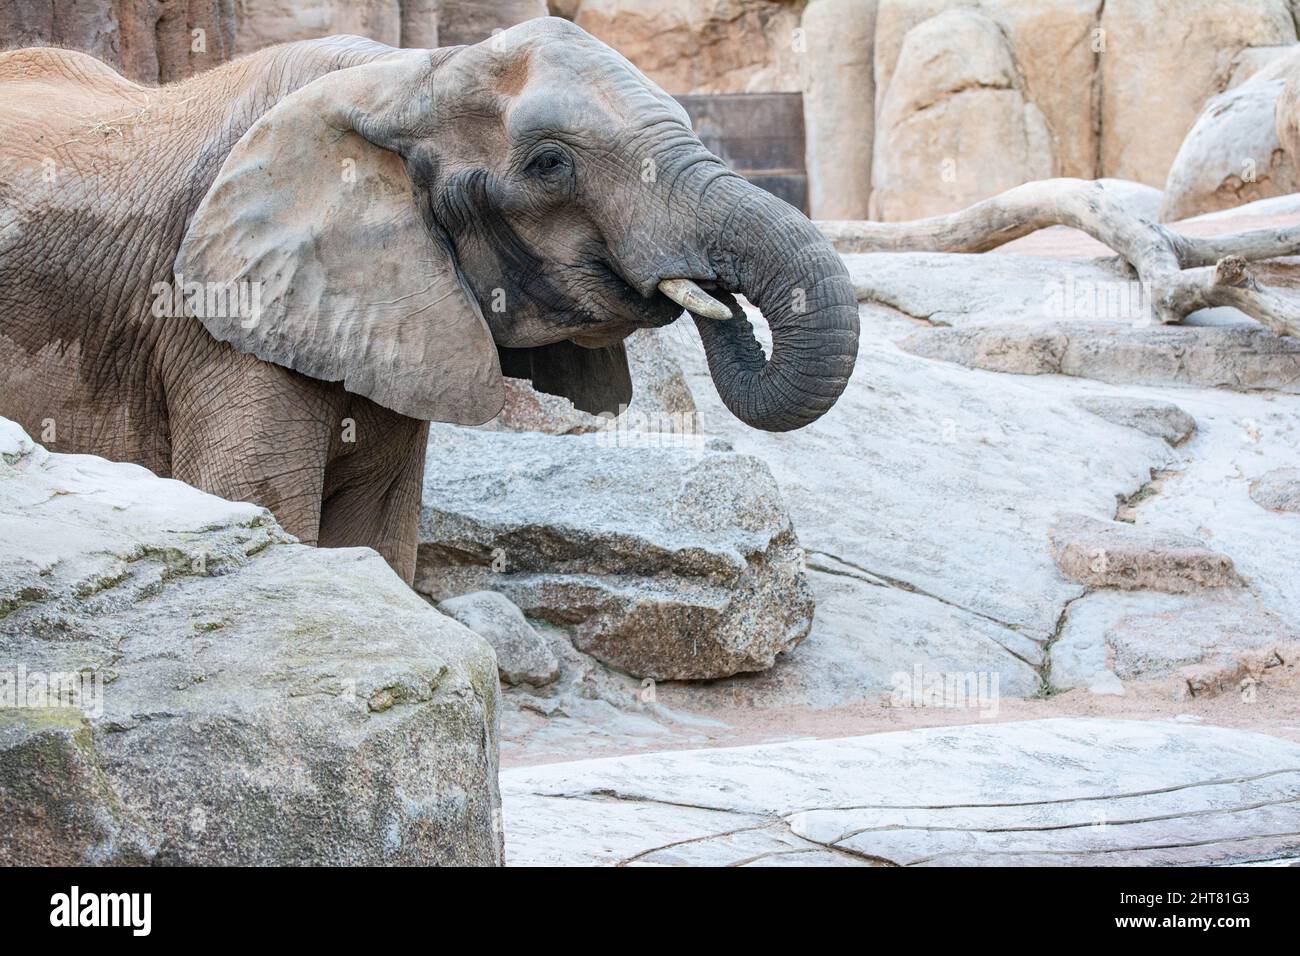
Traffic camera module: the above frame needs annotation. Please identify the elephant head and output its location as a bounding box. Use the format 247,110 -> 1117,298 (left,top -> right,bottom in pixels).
176,18 -> 859,431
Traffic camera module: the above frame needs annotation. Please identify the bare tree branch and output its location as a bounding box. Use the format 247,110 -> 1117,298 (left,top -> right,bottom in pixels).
818,178 -> 1300,332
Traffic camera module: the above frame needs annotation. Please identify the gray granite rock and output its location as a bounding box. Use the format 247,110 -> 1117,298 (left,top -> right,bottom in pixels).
1074,396 -> 1197,445
438,591 -> 559,687
417,426 -> 812,680
1249,467 -> 1300,513
1050,589 -> 1299,694
1049,513 -> 1243,592
0,419 -> 502,866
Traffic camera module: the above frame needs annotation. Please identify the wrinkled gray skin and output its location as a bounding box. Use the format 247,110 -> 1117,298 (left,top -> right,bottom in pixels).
0,18 -> 858,583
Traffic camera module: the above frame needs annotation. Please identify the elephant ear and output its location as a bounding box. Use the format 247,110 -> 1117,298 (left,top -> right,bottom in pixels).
175,54 -> 504,425
496,341 -> 632,416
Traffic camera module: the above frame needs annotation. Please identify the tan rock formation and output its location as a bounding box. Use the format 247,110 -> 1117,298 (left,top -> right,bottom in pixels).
234,0 -> 402,52
558,0 -> 806,94
800,0 -> 876,219
0,0 -> 237,83
870,7 -> 1053,219
1098,0 -> 1298,187
1160,46 -> 1300,221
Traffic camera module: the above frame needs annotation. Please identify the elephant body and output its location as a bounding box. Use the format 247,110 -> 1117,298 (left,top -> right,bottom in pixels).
1,20 -> 859,584
1,38 -> 433,578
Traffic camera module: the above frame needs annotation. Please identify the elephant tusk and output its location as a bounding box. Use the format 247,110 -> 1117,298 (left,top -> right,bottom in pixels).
657,278 -> 733,321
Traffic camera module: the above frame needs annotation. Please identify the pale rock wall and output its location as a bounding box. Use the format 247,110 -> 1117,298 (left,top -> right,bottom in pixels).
1098,0 -> 1299,188
871,0 -> 1100,219
800,0 -> 875,218
557,0 -> 806,94
0,0 -> 238,84
234,0 -> 402,51
870,6 -> 1055,220
439,0 -> 548,45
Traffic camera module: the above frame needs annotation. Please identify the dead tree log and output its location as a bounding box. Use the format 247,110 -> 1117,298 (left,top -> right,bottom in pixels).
818,178 -> 1300,334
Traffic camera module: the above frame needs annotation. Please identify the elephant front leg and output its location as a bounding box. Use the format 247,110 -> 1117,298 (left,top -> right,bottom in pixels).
165,349 -> 335,546
319,404 -> 429,585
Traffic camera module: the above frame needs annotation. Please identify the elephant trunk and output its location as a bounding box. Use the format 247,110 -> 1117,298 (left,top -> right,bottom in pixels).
691,177 -> 859,432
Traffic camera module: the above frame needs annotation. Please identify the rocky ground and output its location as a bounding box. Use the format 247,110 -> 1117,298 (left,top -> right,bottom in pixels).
422,195 -> 1300,865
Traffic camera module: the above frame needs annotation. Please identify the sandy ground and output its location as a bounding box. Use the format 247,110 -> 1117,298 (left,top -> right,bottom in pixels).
503,657 -> 1300,767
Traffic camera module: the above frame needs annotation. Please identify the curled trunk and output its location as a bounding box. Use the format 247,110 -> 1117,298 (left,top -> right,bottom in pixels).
693,177 -> 860,432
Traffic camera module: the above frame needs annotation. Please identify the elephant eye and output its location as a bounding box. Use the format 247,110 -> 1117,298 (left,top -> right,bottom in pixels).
527,150 -> 568,176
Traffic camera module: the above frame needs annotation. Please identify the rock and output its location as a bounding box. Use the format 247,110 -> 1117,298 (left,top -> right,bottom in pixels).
1279,56 -> 1300,173
1098,0 -> 1298,188
0,0 -> 236,83
872,0 -> 1102,203
479,377 -> 608,435
870,8 -> 1053,220
400,0 -> 441,48
502,718 -> 1300,865
623,328 -> 700,423
800,0 -> 876,219
1074,396 -> 1197,445
559,0 -> 804,94
1048,513 -> 1243,592
900,322 -> 1300,392
415,425 -> 813,680
1250,467 -> 1300,512
842,251 -> 1153,326
1050,590 -> 1299,691
1160,48 -> 1300,221
0,419 -> 502,866
479,331 -> 697,436
437,0 -> 547,46
234,0 -> 402,52
438,591 -> 560,686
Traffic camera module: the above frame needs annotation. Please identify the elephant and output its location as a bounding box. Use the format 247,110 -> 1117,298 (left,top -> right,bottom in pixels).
0,17 -> 859,584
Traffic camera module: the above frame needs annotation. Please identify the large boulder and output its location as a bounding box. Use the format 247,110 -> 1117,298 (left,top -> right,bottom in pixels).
871,0 -> 1101,220
1098,0 -> 1298,187
415,426 -> 813,680
870,8 -> 1053,219
555,0 -> 804,94
1160,47 -> 1300,221
0,420 -> 502,866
